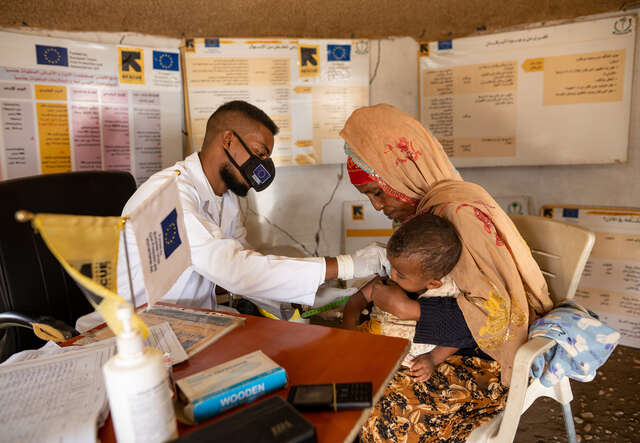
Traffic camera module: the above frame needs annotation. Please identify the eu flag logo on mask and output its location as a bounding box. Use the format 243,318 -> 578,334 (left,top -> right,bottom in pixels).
36,45 -> 69,67
153,51 -> 179,71
327,44 -> 351,61
252,164 -> 271,185
161,209 -> 182,258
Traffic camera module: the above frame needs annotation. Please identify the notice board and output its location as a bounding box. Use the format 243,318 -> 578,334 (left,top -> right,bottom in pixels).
542,205 -> 640,348
419,15 -> 636,167
0,32 -> 184,184
182,38 -> 369,166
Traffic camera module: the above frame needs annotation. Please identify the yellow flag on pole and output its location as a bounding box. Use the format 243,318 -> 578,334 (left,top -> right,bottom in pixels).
29,213 -> 148,337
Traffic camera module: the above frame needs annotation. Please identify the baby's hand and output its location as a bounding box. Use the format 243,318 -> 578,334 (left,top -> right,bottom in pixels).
410,353 -> 436,382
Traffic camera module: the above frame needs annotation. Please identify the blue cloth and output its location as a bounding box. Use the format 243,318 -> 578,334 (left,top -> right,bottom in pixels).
529,301 -> 620,387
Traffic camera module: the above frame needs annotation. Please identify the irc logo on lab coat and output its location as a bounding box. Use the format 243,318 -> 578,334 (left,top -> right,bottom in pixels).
161,208 -> 182,259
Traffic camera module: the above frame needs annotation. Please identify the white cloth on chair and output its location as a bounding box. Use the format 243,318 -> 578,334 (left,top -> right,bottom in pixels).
529,301 -> 620,387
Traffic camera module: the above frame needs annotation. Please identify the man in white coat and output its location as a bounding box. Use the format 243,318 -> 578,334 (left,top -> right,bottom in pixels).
77,101 -> 385,330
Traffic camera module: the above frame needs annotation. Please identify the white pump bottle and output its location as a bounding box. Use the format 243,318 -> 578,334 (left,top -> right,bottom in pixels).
103,304 -> 178,443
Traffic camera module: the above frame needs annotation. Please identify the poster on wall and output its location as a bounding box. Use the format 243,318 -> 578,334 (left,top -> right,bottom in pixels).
342,200 -> 393,255
419,15 -> 636,167
182,38 -> 369,166
543,205 -> 640,348
0,31 -> 184,184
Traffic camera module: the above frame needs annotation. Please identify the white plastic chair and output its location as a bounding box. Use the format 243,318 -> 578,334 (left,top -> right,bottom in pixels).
467,214 -> 595,443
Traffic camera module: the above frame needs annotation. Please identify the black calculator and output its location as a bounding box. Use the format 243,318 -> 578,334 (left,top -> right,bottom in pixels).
287,382 -> 373,412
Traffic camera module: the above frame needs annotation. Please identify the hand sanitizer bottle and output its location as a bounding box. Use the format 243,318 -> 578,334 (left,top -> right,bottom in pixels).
103,304 -> 178,442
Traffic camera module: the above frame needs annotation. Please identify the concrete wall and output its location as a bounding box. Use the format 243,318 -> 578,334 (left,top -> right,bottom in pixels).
4,9 -> 639,258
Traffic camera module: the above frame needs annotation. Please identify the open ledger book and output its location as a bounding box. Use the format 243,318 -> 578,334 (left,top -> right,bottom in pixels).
0,344 -> 115,443
74,305 -> 245,356
0,321 -> 187,443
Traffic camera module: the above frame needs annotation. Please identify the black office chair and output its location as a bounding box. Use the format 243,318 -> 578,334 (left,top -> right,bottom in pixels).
0,171 -> 137,361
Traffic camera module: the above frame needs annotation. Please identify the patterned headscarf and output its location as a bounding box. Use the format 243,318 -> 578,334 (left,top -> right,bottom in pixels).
340,104 -> 552,385
347,157 -> 373,186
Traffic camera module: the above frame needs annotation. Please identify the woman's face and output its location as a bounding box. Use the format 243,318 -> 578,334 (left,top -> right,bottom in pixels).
355,181 -> 416,223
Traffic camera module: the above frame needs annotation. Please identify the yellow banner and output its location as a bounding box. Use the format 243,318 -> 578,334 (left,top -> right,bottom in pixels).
346,229 -> 394,237
31,213 -> 148,337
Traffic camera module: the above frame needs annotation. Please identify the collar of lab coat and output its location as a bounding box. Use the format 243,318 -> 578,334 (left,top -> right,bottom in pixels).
183,152 -> 225,219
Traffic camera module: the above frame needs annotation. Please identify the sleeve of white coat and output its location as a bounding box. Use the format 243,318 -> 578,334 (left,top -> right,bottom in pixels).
184,200 -> 325,306
230,209 -> 250,248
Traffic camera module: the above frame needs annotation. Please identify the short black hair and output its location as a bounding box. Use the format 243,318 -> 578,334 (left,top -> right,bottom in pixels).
387,212 -> 461,280
208,100 -> 279,136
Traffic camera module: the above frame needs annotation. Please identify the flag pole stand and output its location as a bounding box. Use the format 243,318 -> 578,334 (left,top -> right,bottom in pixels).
121,218 -> 138,312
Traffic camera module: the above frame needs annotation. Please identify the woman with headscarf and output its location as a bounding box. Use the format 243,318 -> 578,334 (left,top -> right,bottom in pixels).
340,104 -> 553,442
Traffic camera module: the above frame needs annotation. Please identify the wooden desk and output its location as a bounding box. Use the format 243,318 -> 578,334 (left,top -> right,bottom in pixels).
98,309 -> 409,443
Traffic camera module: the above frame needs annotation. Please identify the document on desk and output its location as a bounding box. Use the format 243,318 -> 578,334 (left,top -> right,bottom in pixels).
74,306 -> 245,356
6,322 -> 188,366
84,321 -> 189,365
0,344 -> 114,443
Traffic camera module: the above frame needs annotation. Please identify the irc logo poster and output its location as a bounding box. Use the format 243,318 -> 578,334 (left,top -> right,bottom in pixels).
119,47 -> 145,84
298,44 -> 320,77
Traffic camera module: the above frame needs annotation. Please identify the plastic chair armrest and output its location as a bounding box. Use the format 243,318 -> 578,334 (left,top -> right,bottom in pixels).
488,336 -> 555,442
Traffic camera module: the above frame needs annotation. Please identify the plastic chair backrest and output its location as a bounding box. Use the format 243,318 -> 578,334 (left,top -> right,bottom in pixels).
509,214 -> 595,306
0,171 -> 137,360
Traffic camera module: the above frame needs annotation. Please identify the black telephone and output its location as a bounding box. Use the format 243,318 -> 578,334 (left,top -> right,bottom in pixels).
287,382 -> 372,412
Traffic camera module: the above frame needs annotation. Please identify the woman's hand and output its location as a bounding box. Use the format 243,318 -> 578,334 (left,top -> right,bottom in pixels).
410,353 -> 436,382
370,279 -> 420,320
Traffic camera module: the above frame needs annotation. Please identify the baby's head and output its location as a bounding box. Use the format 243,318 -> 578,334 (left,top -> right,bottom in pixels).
386,212 -> 461,293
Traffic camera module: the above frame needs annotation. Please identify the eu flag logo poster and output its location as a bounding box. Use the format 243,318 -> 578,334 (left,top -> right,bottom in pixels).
153,51 -> 179,71
161,208 -> 182,258
36,45 -> 69,67
328,44 -> 351,61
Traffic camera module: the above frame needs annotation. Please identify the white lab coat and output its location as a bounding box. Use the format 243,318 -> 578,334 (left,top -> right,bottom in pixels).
118,153 -> 325,310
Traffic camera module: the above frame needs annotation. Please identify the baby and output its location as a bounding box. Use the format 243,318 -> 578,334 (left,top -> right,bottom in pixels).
342,212 -> 462,382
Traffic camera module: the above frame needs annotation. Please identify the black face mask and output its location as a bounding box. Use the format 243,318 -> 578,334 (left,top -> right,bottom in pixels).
223,130 -> 275,192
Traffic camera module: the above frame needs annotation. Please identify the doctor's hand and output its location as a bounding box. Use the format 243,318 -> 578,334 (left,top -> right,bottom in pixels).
335,243 -> 388,280
352,242 -> 389,278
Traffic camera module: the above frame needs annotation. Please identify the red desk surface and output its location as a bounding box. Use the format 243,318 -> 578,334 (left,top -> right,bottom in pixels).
97,307 -> 409,443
